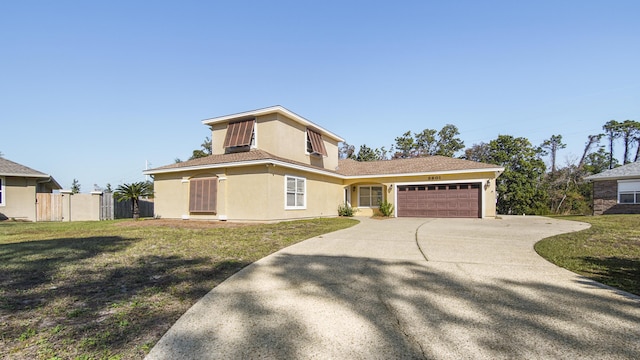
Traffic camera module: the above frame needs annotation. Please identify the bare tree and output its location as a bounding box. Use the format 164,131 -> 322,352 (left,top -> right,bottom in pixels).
339,142 -> 356,159
578,134 -> 603,168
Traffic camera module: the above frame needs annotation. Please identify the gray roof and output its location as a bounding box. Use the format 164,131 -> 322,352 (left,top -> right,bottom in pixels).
0,157 -> 61,189
585,161 -> 640,181
0,157 -> 49,177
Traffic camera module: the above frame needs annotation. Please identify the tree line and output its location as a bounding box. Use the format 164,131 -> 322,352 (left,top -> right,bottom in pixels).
340,120 -> 640,215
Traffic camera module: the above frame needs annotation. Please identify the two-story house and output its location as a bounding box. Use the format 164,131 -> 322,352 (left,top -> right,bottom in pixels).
144,106 -> 504,221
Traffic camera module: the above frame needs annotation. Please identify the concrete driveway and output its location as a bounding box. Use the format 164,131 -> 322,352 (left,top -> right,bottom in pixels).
147,216 -> 640,359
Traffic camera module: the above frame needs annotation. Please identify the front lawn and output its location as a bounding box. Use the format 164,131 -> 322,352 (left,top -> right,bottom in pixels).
0,218 -> 358,360
535,214 -> 640,296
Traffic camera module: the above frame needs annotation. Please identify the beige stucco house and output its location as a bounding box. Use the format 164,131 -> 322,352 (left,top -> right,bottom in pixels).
144,106 -> 504,221
0,157 -> 61,221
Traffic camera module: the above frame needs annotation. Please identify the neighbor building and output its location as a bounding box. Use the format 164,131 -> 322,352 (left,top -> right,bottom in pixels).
0,157 -> 61,221
585,160 -> 640,215
144,106 -> 504,221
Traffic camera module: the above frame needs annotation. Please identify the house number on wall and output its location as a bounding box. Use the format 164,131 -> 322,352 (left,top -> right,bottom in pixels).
426,176 -> 441,180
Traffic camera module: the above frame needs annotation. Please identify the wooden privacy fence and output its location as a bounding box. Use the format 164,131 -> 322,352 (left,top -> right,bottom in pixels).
36,193 -> 63,221
36,192 -> 154,221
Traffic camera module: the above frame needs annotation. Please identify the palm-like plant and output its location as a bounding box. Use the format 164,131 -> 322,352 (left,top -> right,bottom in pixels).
114,181 -> 153,219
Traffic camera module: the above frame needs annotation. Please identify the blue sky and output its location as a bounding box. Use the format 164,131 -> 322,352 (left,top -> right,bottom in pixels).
2,1 -> 639,191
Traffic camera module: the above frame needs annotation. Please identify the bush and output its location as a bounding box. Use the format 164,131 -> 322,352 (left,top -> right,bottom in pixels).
338,203 -> 357,217
378,201 -> 394,217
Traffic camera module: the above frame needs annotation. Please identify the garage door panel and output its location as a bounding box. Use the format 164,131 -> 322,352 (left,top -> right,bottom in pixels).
397,183 -> 481,218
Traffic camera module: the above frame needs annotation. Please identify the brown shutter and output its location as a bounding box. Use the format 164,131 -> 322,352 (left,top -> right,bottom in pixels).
223,119 -> 255,148
307,129 -> 327,156
189,177 -> 218,213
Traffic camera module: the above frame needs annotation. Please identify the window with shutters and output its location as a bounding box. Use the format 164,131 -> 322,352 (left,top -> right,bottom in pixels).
285,175 -> 306,209
189,177 -> 218,213
223,119 -> 255,152
306,129 -> 327,156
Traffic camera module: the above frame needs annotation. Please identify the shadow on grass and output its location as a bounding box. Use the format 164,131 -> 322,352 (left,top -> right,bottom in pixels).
150,254 -> 640,359
0,236 -> 249,358
580,256 -> 640,296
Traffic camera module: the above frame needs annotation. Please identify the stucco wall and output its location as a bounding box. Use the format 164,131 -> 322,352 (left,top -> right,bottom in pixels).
262,165 -> 343,221
153,170 -> 224,220
258,114 -> 339,171
67,193 -> 102,221
592,180 -> 640,215
210,122 -> 227,155
152,165 -> 344,221
209,114 -> 340,171
1,177 -> 37,221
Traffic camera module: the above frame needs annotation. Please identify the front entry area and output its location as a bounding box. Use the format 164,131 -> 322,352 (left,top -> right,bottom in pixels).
397,183 -> 481,218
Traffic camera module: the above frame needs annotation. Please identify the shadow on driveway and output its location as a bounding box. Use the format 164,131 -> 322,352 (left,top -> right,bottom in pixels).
150,252 -> 640,359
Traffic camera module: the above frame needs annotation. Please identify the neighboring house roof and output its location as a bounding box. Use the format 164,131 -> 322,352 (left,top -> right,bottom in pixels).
0,157 -> 48,177
0,157 -> 61,189
201,106 -> 345,143
336,157 -> 503,178
145,150 -> 503,179
584,161 -> 640,181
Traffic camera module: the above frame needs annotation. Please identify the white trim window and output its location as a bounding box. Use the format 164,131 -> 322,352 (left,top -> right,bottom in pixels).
285,175 -> 306,209
359,185 -> 382,207
618,180 -> 640,204
0,176 -> 4,206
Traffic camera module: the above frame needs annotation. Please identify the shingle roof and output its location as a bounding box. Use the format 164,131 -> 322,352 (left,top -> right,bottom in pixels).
146,150 -> 502,178
336,156 -> 502,176
585,161 -> 640,181
0,157 -> 48,177
146,149 -> 338,175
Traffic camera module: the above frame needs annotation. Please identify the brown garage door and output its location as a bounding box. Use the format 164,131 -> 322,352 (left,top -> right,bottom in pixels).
397,183 -> 481,218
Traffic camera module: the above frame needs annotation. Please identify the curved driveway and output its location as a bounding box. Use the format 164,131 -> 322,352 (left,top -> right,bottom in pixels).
147,216 -> 640,359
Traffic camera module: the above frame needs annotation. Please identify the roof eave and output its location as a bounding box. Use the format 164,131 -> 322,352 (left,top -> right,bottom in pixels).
37,176 -> 62,190
145,161 -> 505,181
585,174 -> 640,182
144,159 -> 342,178
0,172 -> 50,178
201,105 -> 345,143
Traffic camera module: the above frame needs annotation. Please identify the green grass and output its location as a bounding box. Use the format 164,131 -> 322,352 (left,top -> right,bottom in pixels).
0,218 -> 358,360
535,214 -> 640,296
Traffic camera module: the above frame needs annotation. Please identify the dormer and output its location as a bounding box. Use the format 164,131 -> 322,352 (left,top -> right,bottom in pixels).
203,106 -> 343,170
